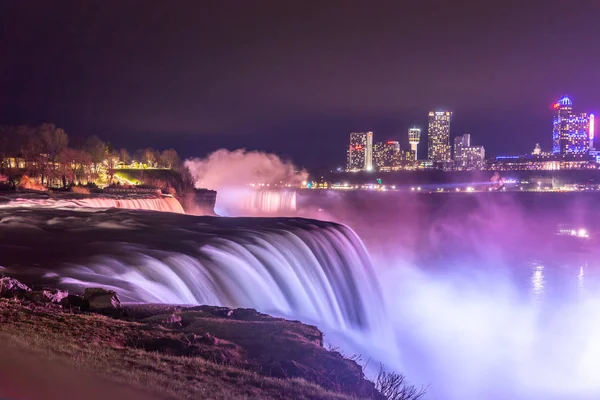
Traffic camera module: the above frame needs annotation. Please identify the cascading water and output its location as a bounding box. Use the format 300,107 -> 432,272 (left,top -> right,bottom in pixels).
0,208 -> 388,345
0,194 -> 185,214
216,189 -> 297,216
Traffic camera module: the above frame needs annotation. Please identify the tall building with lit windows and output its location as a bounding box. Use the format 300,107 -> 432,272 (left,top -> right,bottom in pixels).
453,133 -> 470,163
346,131 -> 373,171
428,111 -> 452,166
552,96 -> 591,156
454,133 -> 485,169
408,127 -> 421,161
373,141 -> 401,170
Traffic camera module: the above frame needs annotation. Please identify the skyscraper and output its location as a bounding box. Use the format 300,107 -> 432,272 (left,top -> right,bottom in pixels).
454,133 -> 485,169
408,127 -> 421,161
453,134 -> 470,167
552,96 -> 591,156
591,114 -> 596,150
428,111 -> 452,166
373,141 -> 401,171
346,131 -> 373,171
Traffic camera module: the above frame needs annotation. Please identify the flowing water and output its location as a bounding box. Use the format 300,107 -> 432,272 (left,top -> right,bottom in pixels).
3,190 -> 600,399
0,193 -> 185,214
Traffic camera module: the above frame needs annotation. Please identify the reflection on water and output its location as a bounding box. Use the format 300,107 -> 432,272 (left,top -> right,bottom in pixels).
531,264 -> 545,299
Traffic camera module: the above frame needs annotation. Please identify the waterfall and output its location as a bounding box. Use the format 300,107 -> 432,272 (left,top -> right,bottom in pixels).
0,207 -> 384,335
0,195 -> 185,214
217,189 -> 297,216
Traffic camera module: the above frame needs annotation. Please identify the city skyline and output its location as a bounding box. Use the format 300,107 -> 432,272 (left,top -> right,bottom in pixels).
343,95 -> 597,172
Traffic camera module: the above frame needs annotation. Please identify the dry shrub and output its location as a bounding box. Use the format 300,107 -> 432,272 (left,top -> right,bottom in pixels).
147,178 -> 167,190
376,365 -> 427,400
71,186 -> 91,195
19,175 -> 48,191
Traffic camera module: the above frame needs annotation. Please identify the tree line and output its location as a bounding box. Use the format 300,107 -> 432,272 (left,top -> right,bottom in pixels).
0,123 -> 183,188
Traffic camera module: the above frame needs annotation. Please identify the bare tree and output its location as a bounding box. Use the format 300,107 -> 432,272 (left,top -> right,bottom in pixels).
141,147 -> 156,168
59,148 -> 92,186
159,148 -> 180,169
39,123 -> 69,160
39,124 -> 69,186
375,365 -> 427,400
84,135 -> 107,175
118,148 -> 130,165
106,151 -> 120,184
18,125 -> 43,180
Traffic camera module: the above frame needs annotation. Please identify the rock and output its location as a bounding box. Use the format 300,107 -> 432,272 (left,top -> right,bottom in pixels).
82,288 -> 121,315
28,288 -> 68,304
187,305 -> 233,318
135,337 -> 191,356
0,277 -> 31,298
60,294 -> 84,308
196,333 -> 218,346
162,313 -> 182,327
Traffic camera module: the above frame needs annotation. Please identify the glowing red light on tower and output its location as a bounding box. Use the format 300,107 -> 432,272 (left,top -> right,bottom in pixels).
354,145 -> 363,150
387,141 -> 394,144
553,103 -> 560,110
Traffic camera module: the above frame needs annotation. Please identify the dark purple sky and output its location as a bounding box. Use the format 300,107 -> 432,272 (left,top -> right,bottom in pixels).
1,0 -> 599,169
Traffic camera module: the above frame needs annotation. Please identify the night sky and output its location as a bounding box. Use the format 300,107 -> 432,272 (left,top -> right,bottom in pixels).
1,0 -> 600,169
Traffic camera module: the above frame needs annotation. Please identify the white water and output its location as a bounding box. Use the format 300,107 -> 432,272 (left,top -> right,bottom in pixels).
0,207 -> 393,364
0,195 -> 185,214
5,191 -> 600,399
217,189 -> 297,216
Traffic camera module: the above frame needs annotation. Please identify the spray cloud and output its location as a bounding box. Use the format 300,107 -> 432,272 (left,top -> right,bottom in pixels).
185,149 -> 307,215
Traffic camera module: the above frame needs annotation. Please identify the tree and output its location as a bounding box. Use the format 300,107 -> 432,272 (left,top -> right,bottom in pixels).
118,148 -> 130,165
106,151 -> 120,184
138,147 -> 156,168
59,148 -> 92,186
159,149 -> 180,169
39,123 -> 69,161
376,365 -> 427,400
39,124 -> 69,187
84,135 -> 107,175
18,125 -> 43,179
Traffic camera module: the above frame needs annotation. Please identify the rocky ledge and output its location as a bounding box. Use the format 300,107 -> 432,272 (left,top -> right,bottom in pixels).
0,277 -> 394,400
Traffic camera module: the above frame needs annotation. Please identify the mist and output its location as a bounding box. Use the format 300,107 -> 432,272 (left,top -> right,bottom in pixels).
185,149 -> 307,215
299,191 -> 600,399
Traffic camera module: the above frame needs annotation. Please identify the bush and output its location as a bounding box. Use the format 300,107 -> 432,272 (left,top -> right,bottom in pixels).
376,365 -> 427,400
70,185 -> 91,195
18,175 -> 48,191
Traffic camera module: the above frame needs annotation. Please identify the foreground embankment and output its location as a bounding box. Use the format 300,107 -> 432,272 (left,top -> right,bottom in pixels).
0,278 -> 385,400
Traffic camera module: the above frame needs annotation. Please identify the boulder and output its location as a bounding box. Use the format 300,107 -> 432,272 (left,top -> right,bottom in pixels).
82,288 -> 121,315
187,305 -> 233,318
0,277 -> 31,298
162,313 -> 182,327
28,288 -> 69,304
60,294 -> 84,308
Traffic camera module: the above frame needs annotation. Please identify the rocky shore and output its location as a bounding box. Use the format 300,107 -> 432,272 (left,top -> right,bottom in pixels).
0,277 -> 390,400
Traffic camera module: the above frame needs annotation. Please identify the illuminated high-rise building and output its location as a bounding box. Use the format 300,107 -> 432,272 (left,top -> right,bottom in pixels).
408,127 -> 421,161
552,96 -> 591,156
454,133 -> 485,169
461,146 -> 485,169
453,133 -> 470,164
373,141 -> 401,171
590,114 -> 595,149
428,111 -> 452,166
346,131 -> 373,171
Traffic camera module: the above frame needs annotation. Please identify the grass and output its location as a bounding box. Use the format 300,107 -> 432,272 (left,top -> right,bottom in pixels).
0,299 -> 367,400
